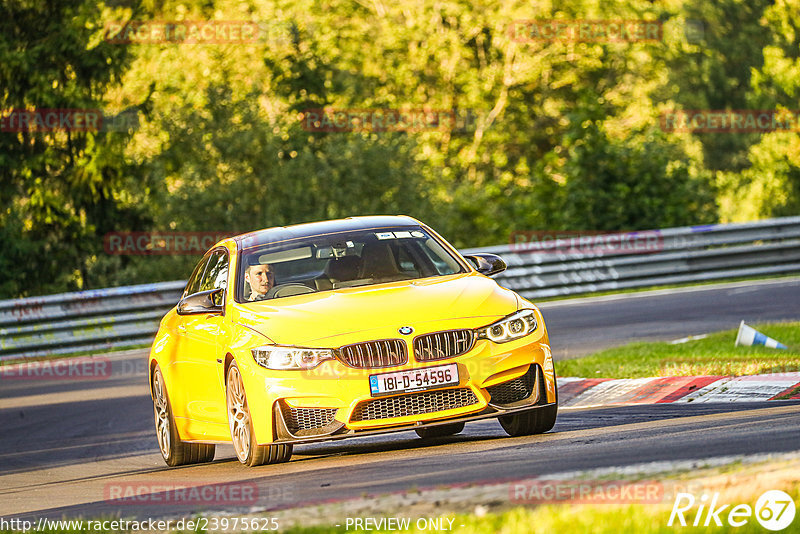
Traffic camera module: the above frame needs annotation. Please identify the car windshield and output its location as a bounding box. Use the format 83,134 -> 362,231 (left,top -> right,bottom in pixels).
237,227 -> 466,302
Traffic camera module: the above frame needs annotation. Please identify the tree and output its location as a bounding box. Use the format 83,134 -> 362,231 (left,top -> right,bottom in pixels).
0,0 -> 149,296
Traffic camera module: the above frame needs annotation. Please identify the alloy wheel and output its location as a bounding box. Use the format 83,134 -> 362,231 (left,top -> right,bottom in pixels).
152,369 -> 171,458
227,365 -> 251,462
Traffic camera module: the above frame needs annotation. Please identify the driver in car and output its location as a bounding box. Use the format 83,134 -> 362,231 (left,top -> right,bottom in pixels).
245,261 -> 275,301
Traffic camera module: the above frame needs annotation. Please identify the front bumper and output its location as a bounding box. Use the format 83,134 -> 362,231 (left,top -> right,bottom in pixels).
238,329 -> 556,445
272,363 -> 555,444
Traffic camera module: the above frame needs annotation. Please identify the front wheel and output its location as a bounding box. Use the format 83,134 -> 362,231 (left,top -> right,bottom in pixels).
226,362 -> 292,467
152,365 -> 215,466
498,403 -> 557,437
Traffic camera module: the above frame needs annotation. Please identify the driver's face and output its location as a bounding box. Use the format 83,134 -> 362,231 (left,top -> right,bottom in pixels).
246,264 -> 274,296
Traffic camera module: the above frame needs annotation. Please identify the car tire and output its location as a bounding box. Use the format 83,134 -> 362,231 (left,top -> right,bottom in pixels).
152,365 -> 216,467
414,422 -> 465,439
498,378 -> 558,437
226,362 -> 293,467
498,403 -> 557,436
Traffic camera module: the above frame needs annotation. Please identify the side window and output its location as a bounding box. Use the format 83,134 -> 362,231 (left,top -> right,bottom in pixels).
184,255 -> 211,297
199,250 -> 229,305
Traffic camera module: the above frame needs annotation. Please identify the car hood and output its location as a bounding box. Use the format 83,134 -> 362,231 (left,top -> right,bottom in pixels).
234,273 -> 519,346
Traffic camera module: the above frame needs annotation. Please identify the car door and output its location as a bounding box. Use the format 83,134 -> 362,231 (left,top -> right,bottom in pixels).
175,249 -> 230,434
165,253 -> 210,421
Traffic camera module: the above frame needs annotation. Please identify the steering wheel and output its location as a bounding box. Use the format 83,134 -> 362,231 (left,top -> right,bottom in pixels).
269,283 -> 316,298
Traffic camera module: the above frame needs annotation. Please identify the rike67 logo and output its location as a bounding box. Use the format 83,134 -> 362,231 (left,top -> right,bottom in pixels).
669,490 -> 796,531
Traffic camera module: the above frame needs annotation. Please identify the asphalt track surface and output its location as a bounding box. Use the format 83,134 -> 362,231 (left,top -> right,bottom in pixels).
2,278 -> 800,522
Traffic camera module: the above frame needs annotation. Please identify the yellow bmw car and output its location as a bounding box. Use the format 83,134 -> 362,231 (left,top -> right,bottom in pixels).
149,216 -> 557,467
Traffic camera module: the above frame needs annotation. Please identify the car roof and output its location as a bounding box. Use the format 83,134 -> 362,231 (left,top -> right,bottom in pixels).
235,215 -> 422,250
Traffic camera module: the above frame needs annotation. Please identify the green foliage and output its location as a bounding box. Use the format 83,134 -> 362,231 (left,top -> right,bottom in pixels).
1,0 -> 798,297
152,84 -> 434,230
0,0 -> 150,296
536,121 -> 716,231
716,0 -> 800,222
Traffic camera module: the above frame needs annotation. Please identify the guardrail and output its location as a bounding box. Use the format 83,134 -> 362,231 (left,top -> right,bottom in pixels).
2,217 -> 799,361
0,281 -> 185,361
464,216 -> 800,301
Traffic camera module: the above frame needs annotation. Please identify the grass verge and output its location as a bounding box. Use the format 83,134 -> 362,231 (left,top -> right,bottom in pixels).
556,322 -> 800,379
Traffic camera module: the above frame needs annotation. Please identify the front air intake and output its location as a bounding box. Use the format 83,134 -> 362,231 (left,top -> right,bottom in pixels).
350,388 -> 480,421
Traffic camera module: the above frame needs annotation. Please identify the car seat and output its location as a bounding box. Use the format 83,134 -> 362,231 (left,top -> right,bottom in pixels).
325,255 -> 363,286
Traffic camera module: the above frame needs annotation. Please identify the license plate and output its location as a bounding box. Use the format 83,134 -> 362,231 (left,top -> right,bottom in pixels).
369,363 -> 459,397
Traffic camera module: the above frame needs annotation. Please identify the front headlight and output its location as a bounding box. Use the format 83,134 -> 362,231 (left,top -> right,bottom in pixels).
475,309 -> 538,343
251,345 -> 334,370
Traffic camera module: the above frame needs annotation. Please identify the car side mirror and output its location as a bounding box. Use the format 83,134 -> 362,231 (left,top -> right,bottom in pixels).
463,253 -> 507,277
177,288 -> 224,315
